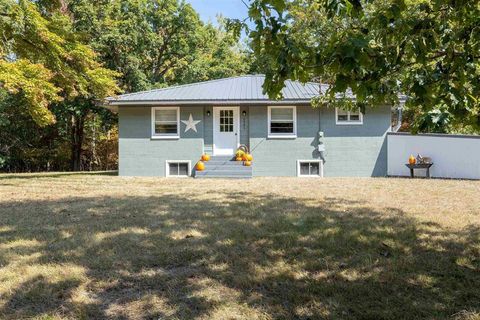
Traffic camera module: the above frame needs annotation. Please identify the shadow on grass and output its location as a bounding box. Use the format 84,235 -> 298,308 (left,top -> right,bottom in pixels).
0,191 -> 478,319
0,171 -> 118,180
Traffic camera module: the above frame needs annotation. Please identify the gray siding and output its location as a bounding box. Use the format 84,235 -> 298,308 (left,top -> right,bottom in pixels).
240,106 -> 249,147
119,106 -> 203,176
249,106 -> 321,176
118,104 -> 390,177
320,106 -> 390,177
204,106 -> 213,155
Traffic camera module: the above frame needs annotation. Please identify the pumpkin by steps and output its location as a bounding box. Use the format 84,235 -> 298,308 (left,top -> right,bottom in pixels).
196,161 -> 205,171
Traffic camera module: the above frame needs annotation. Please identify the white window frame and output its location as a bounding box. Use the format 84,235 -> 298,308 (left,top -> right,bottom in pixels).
268,106 -> 297,139
297,160 -> 324,178
165,160 -> 191,178
151,106 -> 180,139
335,107 -> 363,125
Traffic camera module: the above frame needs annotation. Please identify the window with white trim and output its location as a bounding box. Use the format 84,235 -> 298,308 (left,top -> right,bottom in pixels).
297,160 -> 323,177
166,160 -> 190,177
336,108 -> 363,125
268,106 -> 296,138
152,107 -> 179,138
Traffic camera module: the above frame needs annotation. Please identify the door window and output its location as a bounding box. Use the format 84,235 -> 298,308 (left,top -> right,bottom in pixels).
219,110 -> 234,132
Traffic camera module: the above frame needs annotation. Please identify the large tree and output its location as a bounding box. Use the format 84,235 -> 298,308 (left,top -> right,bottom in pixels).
0,0 -> 119,126
0,0 -> 252,172
242,0 -> 480,132
68,0 -> 250,91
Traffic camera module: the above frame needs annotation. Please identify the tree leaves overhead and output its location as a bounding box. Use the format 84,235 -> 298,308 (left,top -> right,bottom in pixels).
68,0 -> 250,92
246,0 -> 480,131
0,0 -> 119,126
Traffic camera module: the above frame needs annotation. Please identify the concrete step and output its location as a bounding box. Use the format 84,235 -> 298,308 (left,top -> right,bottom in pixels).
195,171 -> 252,178
205,162 -> 248,167
196,167 -> 252,174
195,175 -> 251,179
208,156 -> 234,160
196,155 -> 252,178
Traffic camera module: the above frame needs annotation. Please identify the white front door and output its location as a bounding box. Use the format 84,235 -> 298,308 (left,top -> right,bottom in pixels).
213,107 -> 239,156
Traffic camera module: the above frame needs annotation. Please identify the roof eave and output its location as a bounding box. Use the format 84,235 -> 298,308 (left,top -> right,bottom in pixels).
106,99 -> 314,106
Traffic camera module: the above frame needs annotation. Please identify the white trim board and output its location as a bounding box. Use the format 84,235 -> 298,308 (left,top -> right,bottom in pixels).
151,106 -> 180,139
335,107 -> 363,125
165,160 -> 191,178
267,106 -> 297,139
297,160 -> 324,178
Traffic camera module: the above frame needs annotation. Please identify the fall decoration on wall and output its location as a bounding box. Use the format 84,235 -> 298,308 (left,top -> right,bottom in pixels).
181,114 -> 201,133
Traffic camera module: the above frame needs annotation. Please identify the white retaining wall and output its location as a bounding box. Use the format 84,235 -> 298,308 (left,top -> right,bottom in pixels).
387,133 -> 480,179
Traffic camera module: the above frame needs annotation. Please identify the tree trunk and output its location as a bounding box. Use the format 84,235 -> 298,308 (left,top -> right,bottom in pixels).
70,113 -> 86,171
90,114 -> 97,171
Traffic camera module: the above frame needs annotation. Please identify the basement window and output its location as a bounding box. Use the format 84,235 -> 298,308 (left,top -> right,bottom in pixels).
166,160 -> 190,177
297,160 -> 323,177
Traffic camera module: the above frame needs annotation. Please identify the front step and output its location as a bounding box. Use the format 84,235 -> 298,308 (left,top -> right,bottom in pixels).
195,156 -> 252,179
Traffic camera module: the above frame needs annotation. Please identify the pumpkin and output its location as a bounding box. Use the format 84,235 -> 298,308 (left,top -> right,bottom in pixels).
201,154 -> 210,162
408,155 -> 416,165
244,161 -> 252,166
196,161 -> 205,171
235,150 -> 245,158
235,156 -> 243,161
242,154 -> 248,161
245,154 -> 253,161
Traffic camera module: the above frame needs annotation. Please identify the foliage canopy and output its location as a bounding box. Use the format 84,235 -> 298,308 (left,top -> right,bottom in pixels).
0,0 -> 119,126
244,0 -> 480,132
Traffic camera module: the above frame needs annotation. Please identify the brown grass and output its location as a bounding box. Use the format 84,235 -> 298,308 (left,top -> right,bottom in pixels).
0,172 -> 479,319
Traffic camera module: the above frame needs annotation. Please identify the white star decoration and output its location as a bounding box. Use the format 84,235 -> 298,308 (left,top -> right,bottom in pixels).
181,113 -> 201,133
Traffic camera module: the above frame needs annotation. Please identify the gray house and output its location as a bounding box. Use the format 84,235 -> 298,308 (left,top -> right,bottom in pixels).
106,75 -> 395,178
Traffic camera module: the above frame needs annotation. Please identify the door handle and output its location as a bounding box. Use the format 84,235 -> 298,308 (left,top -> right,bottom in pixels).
235,133 -> 238,136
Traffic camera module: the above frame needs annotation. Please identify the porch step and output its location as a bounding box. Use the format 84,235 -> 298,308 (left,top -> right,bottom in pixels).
195,156 -> 252,179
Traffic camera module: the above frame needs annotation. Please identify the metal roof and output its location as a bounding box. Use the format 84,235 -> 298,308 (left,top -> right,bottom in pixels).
105,74 -> 406,107
106,75 -> 325,106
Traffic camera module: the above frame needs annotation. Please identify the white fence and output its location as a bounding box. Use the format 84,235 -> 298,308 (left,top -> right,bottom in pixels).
387,133 -> 480,179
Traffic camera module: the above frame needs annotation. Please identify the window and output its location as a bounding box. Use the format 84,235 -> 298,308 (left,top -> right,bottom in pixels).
166,160 -> 190,177
152,107 -> 179,139
219,110 -> 234,132
268,106 -> 297,138
297,160 -> 323,177
335,108 -> 363,125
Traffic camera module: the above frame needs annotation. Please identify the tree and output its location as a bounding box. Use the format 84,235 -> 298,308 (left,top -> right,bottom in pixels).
67,0 -> 250,91
0,0 -> 119,127
241,0 -> 480,132
0,0 -> 252,172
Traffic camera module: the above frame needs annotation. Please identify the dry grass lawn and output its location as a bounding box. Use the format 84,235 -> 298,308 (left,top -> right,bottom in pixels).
0,172 -> 479,319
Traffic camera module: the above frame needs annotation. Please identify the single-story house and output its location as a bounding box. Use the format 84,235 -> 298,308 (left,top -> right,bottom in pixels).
106,75 -> 403,178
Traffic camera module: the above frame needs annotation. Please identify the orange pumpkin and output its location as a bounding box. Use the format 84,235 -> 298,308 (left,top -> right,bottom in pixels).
408,155 -> 416,165
235,150 -> 245,158
244,161 -> 252,166
236,156 -> 243,161
196,161 -> 205,171
201,154 -> 211,162
245,154 -> 253,161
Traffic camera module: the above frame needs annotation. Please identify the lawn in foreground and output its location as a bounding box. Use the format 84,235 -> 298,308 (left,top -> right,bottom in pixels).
0,173 -> 478,319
